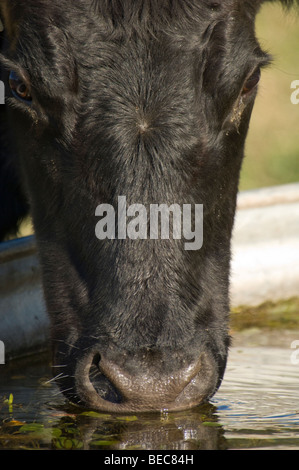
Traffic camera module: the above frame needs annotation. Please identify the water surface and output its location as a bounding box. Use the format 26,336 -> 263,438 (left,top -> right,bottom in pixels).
1,331 -> 299,450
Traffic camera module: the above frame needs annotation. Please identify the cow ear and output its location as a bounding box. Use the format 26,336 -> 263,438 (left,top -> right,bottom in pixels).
0,0 -> 23,43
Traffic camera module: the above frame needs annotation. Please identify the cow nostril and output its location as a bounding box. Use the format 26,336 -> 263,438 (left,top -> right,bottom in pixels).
89,353 -> 123,404
92,352 -> 101,367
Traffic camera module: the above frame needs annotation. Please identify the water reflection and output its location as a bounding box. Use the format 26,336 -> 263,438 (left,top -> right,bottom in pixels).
0,367 -> 226,450
0,356 -> 225,450
1,341 -> 299,450
50,405 -> 226,450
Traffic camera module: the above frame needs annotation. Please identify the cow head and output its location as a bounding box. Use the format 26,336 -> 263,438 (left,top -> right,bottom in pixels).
0,0 -> 296,412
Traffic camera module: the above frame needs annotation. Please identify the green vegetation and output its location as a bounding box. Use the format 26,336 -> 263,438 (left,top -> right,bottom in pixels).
241,4 -> 299,190
231,297 -> 299,331
0,403 -> 220,450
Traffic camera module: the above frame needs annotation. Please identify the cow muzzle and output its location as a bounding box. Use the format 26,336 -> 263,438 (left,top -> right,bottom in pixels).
53,345 -> 221,413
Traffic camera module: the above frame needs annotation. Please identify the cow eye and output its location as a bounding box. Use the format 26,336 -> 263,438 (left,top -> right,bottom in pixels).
242,67 -> 261,95
9,70 -> 32,104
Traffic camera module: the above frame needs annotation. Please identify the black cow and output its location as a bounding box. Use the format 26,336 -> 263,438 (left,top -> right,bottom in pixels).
0,0 -> 297,412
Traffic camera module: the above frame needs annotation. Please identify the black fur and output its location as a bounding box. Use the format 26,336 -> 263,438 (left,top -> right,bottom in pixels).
0,0 -> 297,412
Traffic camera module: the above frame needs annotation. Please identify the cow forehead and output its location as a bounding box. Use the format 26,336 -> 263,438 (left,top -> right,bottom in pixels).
0,0 -> 260,41
0,0 -> 265,149
0,0 -> 262,81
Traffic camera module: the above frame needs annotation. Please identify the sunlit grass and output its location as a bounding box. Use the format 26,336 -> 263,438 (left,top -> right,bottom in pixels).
241,3 -> 299,190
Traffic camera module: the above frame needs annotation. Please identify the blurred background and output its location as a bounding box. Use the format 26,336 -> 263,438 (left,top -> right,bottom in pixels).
241,3 -> 299,190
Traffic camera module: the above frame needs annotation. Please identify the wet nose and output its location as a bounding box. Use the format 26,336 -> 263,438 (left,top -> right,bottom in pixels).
68,349 -> 220,413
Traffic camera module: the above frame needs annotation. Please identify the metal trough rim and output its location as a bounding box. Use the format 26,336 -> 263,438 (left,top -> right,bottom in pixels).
0,235 -> 36,263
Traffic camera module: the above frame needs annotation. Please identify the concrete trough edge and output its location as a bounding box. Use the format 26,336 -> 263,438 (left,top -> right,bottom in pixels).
231,182 -> 299,307
0,182 -> 298,360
